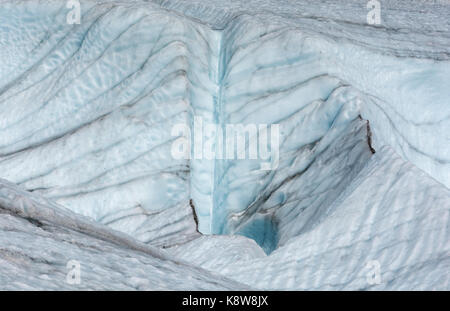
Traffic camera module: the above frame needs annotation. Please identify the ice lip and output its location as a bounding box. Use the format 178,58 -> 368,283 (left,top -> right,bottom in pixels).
0,177 -> 170,262
0,178 -> 252,290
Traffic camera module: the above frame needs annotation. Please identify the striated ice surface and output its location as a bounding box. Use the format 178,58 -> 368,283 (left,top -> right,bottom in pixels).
0,179 -> 249,290
0,0 -> 449,290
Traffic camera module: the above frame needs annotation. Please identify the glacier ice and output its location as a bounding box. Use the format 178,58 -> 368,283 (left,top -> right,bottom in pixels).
0,179 -> 249,290
0,0 -> 449,290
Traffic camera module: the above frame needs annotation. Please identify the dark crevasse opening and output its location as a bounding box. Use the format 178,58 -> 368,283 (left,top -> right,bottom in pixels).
235,214 -> 278,255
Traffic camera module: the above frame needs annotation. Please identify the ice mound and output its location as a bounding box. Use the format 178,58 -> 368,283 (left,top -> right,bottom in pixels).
0,179 -> 249,290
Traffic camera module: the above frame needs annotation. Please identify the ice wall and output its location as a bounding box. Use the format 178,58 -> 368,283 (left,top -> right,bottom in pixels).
0,1 -> 217,240
196,8 -> 449,247
157,0 -> 450,190
0,0 -> 449,250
